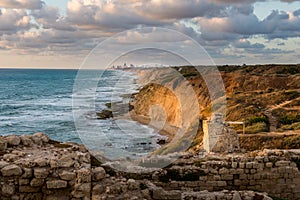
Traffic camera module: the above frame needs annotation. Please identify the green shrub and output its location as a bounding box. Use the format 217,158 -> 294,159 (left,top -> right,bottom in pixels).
245,122 -> 268,134
279,114 -> 300,125
105,102 -> 112,108
276,67 -> 300,75
246,116 -> 269,126
281,122 -> 300,130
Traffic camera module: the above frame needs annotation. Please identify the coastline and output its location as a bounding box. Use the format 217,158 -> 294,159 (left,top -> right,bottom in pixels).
113,68 -> 183,143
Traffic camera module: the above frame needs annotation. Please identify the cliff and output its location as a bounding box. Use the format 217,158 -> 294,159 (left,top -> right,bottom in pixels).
126,65 -> 300,152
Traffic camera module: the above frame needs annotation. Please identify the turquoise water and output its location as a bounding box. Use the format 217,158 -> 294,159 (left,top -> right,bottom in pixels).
0,68 -> 161,159
0,69 -> 79,142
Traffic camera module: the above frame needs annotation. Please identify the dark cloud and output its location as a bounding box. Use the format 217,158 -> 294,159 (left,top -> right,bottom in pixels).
233,40 -> 265,49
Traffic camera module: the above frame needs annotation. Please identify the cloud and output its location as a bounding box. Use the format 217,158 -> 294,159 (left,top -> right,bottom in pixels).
31,6 -> 76,31
0,9 -> 34,35
1,0 -> 300,66
233,39 -> 265,49
0,0 -> 44,10
66,0 -> 168,32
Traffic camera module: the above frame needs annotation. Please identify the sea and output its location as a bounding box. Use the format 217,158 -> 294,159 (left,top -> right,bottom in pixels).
0,68 -> 161,160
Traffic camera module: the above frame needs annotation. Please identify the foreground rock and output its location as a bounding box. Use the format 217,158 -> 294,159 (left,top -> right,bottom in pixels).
0,133 -> 299,199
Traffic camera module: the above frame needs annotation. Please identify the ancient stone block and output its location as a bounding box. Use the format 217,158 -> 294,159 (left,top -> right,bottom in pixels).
92,167 -> 106,181
77,168 -> 91,183
34,158 -> 48,167
22,168 -> 33,178
1,164 -> 22,176
19,178 -> 30,185
46,180 -> 67,189
2,184 -> 15,196
59,170 -> 76,181
0,161 -> 10,169
34,168 -> 49,178
30,178 -> 44,187
19,186 -> 41,193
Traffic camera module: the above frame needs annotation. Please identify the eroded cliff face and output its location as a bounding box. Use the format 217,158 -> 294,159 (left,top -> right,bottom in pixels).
129,65 -> 300,138
131,68 -> 201,141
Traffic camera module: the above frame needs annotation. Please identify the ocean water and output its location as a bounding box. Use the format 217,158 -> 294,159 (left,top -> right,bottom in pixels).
0,69 -> 161,160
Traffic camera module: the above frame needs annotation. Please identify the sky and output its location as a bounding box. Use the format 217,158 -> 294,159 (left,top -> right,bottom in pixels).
0,0 -> 300,69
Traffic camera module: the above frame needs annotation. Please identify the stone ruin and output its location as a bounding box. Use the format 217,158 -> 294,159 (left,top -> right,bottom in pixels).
203,113 -> 240,153
0,133 -> 300,199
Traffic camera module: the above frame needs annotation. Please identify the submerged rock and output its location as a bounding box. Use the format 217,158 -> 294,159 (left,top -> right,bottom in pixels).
96,110 -> 113,119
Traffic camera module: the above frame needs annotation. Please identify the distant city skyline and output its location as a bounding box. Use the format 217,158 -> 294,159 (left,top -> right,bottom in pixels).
0,0 -> 300,69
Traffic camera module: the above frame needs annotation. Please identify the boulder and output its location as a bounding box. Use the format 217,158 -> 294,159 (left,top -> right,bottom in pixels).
6,135 -> 21,146
92,167 -> 106,181
20,135 -> 33,146
0,137 -> 7,151
33,132 -> 50,143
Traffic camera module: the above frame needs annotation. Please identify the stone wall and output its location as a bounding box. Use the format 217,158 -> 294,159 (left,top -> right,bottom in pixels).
153,150 -> 300,200
0,134 -> 300,200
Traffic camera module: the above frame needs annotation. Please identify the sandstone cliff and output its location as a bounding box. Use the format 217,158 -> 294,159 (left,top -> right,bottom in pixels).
127,65 -> 300,152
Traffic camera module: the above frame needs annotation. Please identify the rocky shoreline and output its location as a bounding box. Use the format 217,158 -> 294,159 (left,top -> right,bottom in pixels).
0,133 -> 300,199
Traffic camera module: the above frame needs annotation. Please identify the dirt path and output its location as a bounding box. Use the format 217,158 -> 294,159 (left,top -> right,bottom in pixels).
263,95 -> 300,132
270,96 -> 300,110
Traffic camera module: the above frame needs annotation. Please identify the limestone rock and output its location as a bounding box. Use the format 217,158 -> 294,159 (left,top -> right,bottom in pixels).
30,178 -> 44,187
3,153 -> 19,162
46,180 -> 67,189
2,184 -> 15,196
34,157 -> 48,167
6,135 -> 21,146
232,191 -> 242,200
152,187 -> 181,200
22,168 -> 33,178
33,132 -> 50,143
0,161 -> 10,169
1,164 -> 22,176
19,186 -> 41,193
0,137 -> 7,152
58,155 -> 74,168
34,168 -> 49,178
127,179 -> 139,190
19,179 -> 30,185
20,135 -> 33,146
93,184 -> 105,195
59,170 -> 76,181
92,167 -> 106,181
77,168 -> 91,183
